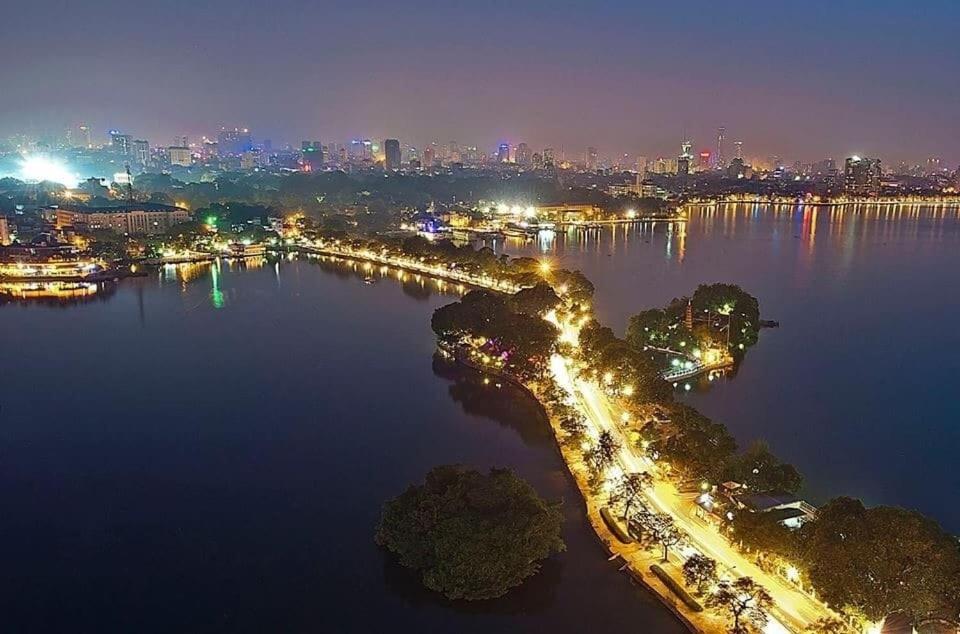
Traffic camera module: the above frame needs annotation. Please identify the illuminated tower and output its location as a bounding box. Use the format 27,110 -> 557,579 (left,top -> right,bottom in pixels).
497,143 -> 510,163
734,141 -> 743,160
716,127 -> 726,169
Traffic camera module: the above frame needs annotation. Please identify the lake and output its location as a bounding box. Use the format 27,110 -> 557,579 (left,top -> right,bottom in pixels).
505,202 -> 960,531
0,257 -> 684,633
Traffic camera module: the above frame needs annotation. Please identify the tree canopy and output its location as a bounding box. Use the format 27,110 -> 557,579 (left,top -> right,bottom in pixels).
798,497 -> 960,621
375,465 -> 565,601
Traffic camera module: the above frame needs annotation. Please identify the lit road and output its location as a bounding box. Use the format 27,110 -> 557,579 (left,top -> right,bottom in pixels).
550,353 -> 836,634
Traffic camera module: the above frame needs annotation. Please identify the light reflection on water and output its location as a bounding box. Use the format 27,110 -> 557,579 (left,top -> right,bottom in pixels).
503,203 -> 960,530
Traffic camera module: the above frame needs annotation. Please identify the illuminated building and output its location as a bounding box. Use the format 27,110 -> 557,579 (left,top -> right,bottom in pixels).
168,146 -> 192,167
734,140 -> 743,160
109,131 -> 132,156
515,143 -> 532,166
423,145 -> 435,167
0,216 -> 9,246
677,140 -> 693,177
384,138 -> 401,170
843,156 -> 882,195
78,123 -> 92,148
133,140 -> 150,167
542,147 -> 555,168
698,150 -> 711,172
586,146 -> 598,171
217,126 -> 252,156
302,141 -> 324,171
715,126 -> 726,169
497,143 -> 510,163
51,203 -> 190,235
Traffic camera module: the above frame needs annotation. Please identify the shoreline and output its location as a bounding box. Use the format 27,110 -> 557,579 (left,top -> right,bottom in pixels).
303,242 -> 720,632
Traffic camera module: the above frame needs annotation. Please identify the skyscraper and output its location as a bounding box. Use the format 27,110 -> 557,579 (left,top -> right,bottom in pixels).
586,147 -> 598,171
715,127 -> 726,169
734,140 -> 743,160
133,140 -> 150,167
384,139 -> 401,170
515,143 -> 532,166
110,131 -> 132,156
497,143 -> 510,163
423,145 -> 435,167
677,140 -> 693,177
844,156 -> 881,195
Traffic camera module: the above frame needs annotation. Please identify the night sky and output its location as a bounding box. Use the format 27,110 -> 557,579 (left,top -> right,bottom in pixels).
3,0 -> 958,163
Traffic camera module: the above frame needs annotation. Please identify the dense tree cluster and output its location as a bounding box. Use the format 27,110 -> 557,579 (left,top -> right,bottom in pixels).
375,465 -> 565,600
431,290 -> 558,379
625,283 -> 761,356
579,320 -> 674,404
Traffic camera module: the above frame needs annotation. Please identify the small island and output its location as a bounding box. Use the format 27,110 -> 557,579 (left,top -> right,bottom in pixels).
375,465 -> 565,601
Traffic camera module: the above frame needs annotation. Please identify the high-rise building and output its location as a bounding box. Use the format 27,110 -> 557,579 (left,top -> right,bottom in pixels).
927,157 -> 943,175
542,147 -> 555,168
423,145 -> 435,168
133,140 -> 150,167
715,127 -> 726,169
516,142 -> 532,166
586,147 -> 598,171
448,141 -> 461,163
110,131 -> 132,156
497,143 -> 510,163
0,216 -> 10,246
168,146 -> 192,167
301,141 -> 324,171
734,141 -> 743,160
698,150 -> 711,172
677,140 -> 693,177
384,139 -> 401,170
844,156 -> 882,195
217,127 -> 253,156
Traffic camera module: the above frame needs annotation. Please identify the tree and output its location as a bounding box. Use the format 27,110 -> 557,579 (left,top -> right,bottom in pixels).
375,465 -> 565,601
729,508 -> 800,560
706,577 -> 773,634
682,553 -> 719,595
804,617 -> 849,634
723,440 -> 802,494
509,281 -> 560,316
559,415 -> 587,440
798,497 -> 960,621
655,404 -> 737,482
609,472 -> 652,520
632,510 -> 684,563
584,430 -> 620,475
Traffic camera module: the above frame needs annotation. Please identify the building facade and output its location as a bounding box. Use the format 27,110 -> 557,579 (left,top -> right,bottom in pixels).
52,203 -> 190,235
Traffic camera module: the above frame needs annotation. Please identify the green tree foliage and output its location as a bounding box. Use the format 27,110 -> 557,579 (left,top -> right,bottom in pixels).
631,509 -> 683,563
584,430 -> 620,475
375,465 -> 565,601
690,283 -> 761,352
706,577 -> 773,634
654,404 -> 737,482
609,471 -> 652,520
626,308 -> 695,351
509,281 -> 561,316
804,617 -> 849,634
682,553 -> 719,595
723,440 -> 803,494
798,497 -> 960,621
430,290 -> 558,379
729,508 -> 801,560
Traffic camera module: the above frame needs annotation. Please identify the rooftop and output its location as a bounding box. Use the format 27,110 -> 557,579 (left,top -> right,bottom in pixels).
49,203 -> 187,214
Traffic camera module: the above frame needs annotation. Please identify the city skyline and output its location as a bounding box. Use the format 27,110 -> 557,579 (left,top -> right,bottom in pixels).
2,0 -> 958,164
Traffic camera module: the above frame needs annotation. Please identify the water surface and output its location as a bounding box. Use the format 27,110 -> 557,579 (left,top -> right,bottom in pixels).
0,258 -> 683,633
506,203 -> 960,530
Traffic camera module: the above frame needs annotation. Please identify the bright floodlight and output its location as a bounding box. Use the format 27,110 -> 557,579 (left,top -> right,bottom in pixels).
18,156 -> 79,188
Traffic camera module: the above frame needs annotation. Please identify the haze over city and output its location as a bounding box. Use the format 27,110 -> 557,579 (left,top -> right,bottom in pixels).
2,0 -> 958,163
5,2 -> 960,634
